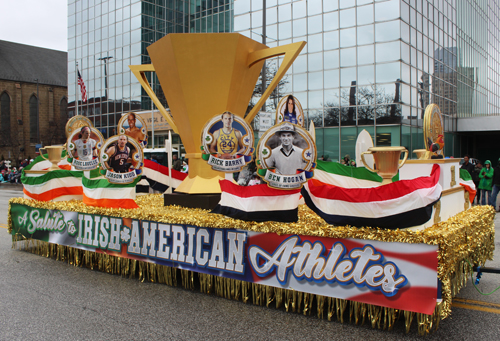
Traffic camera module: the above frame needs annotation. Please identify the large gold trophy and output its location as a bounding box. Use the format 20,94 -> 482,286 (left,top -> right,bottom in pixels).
130,33 -> 305,194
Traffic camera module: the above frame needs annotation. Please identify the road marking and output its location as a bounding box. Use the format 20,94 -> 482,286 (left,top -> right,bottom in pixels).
453,302 -> 500,314
454,297 -> 500,309
453,298 -> 500,314
0,223 -> 8,229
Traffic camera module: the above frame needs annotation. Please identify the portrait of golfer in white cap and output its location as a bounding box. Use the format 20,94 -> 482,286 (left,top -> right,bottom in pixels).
263,123 -> 309,175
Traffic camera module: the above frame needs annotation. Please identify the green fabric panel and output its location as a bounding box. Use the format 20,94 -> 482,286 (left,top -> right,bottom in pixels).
89,168 -> 102,179
316,160 -> 383,182
459,168 -> 472,181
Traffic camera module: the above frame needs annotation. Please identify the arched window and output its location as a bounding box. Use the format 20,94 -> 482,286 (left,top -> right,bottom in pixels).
59,97 -> 68,140
29,95 -> 38,143
0,92 -> 10,143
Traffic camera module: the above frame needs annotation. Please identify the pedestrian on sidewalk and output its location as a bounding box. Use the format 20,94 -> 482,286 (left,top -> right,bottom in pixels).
473,161 -> 483,204
490,158 -> 500,211
479,160 -> 494,205
172,154 -> 182,171
461,154 -> 475,177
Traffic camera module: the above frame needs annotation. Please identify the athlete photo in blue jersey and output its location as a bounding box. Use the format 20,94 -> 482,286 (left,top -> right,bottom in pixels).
209,112 -> 245,159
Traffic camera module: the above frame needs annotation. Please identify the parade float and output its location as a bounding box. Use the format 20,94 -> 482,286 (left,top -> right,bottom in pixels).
9,33 -> 495,336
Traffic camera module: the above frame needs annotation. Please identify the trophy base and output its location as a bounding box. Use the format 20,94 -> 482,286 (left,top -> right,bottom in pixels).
173,160 -> 225,194
23,170 -> 49,174
164,192 -> 221,210
380,178 -> 394,185
48,164 -> 62,171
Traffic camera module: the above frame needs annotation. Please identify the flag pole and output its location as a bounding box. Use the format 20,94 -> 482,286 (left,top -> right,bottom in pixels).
81,59 -> 85,115
76,61 -> 79,116
80,59 -> 89,116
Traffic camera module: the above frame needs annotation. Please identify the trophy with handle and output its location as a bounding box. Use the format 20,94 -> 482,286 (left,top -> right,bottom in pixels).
361,146 -> 408,185
39,146 -> 65,171
130,33 -> 305,194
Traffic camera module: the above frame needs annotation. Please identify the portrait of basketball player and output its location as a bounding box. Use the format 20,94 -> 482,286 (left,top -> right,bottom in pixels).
124,113 -> 146,143
105,135 -> 133,173
209,112 -> 245,159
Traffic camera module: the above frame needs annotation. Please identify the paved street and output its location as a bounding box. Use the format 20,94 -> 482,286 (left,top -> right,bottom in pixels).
1,186 -> 500,340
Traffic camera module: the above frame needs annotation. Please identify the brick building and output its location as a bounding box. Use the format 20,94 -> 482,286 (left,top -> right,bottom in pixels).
0,40 -> 67,166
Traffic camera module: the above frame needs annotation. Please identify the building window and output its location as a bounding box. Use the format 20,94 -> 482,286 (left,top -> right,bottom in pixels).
29,95 -> 38,143
0,92 -> 10,143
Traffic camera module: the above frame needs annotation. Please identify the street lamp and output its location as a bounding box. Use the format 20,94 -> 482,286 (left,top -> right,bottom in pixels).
98,56 -> 113,100
98,56 -> 113,137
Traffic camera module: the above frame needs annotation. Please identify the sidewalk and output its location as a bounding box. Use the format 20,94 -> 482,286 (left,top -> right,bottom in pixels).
0,183 -> 23,191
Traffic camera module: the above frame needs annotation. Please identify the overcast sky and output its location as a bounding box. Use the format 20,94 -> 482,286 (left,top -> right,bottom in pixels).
0,0 -> 67,51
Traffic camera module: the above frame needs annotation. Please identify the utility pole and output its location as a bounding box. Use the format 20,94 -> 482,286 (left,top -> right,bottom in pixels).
75,61 -> 79,117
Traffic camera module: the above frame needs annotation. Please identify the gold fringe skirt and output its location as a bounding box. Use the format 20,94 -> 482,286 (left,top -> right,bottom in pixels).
9,197 -> 496,336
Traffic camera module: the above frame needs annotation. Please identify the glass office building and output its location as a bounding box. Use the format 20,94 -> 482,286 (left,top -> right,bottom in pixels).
234,0 -> 500,161
67,0 -> 234,148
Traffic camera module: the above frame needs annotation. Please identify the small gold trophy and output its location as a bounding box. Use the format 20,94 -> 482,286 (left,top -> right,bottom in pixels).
413,149 -> 427,159
39,146 -> 65,171
361,146 -> 408,185
130,33 -> 305,194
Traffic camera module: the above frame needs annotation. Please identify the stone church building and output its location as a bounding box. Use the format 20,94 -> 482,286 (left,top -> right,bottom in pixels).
0,40 -> 67,166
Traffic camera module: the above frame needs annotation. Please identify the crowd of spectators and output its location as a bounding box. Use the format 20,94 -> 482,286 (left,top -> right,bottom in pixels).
0,159 -> 34,184
320,154 -> 356,167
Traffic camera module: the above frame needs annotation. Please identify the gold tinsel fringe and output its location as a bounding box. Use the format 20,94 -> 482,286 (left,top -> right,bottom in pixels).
8,197 -> 496,336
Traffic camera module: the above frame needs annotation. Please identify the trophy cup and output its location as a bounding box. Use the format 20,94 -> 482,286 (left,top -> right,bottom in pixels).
413,149 -> 427,159
39,146 -> 65,171
361,147 -> 408,185
130,33 -> 305,195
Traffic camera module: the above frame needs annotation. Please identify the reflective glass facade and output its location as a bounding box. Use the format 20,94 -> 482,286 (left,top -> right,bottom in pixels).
68,0 -> 234,144
234,0 -> 500,160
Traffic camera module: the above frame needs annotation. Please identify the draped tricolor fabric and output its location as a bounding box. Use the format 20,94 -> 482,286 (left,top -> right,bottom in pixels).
82,175 -> 140,209
314,160 -> 396,188
211,180 -> 301,222
22,154 -> 187,208
22,153 -> 140,208
21,153 -> 82,201
459,168 -> 477,203
22,170 -> 83,201
302,164 -> 442,229
141,159 -> 187,192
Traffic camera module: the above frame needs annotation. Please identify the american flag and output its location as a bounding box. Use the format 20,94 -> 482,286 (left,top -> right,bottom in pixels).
77,70 -> 87,103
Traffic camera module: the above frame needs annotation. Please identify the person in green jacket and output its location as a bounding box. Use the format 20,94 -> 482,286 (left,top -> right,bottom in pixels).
479,160 -> 494,205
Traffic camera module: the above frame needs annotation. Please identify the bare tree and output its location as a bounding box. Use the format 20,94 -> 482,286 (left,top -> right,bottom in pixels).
323,82 -> 401,126
246,59 -> 290,115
